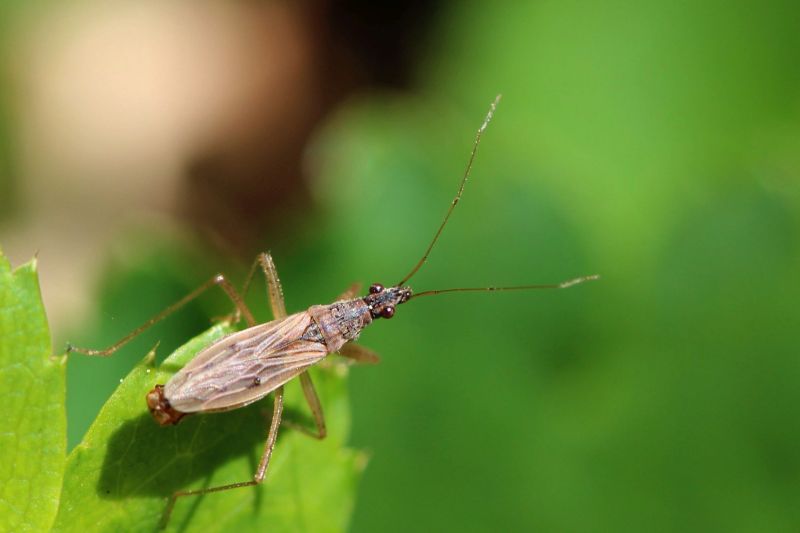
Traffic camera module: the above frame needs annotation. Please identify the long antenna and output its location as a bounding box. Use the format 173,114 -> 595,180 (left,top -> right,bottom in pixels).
411,275 -> 600,299
397,94 -> 502,286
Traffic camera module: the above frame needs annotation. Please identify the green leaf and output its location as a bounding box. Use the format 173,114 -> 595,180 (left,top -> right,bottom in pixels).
53,323 -> 365,532
0,250 -> 66,532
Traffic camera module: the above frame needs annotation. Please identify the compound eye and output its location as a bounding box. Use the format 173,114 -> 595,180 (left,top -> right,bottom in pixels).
380,306 -> 395,319
369,283 -> 384,294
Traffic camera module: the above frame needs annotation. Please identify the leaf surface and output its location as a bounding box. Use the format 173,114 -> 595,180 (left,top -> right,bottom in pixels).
54,323 -> 364,532
0,251 -> 66,532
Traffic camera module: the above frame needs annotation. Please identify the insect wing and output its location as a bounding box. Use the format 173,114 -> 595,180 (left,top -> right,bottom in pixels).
165,312 -> 327,413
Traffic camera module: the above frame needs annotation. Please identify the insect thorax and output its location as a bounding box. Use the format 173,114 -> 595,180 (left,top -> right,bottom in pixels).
307,300 -> 372,352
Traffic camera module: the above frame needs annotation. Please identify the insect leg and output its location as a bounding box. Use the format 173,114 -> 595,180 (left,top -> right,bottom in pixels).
66,273 -> 256,357
240,252 -> 287,320
159,385 -> 285,529
259,253 -> 287,319
337,282 -> 362,301
283,372 -> 327,440
339,343 -> 381,365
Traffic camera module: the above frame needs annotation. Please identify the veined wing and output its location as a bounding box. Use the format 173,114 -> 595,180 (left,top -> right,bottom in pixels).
165,311 -> 327,413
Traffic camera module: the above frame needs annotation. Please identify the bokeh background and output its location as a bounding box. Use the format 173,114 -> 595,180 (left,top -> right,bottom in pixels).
2,1 -> 800,531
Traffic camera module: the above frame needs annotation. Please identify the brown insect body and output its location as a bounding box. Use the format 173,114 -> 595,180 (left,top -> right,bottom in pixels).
70,96 -> 599,527
147,285 -> 412,426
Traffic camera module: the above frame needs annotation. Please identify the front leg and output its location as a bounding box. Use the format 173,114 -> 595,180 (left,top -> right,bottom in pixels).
337,282 -> 362,301
339,343 -> 381,364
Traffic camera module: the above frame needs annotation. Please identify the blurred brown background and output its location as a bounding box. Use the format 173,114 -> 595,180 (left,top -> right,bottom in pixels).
2,0 -> 436,331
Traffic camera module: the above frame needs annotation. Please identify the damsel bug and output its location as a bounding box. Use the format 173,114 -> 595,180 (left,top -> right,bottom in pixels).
67,95 -> 598,527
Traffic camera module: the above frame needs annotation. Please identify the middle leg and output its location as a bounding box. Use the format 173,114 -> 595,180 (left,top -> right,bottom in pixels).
252,253 -> 328,440
240,252 -> 287,320
159,385 -> 285,529
284,372 -> 327,440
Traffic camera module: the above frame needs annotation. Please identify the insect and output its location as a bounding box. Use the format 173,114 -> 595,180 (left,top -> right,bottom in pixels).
66,95 -> 598,528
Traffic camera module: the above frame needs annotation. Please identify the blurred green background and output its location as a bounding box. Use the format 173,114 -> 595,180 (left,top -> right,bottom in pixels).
2,0 -> 800,531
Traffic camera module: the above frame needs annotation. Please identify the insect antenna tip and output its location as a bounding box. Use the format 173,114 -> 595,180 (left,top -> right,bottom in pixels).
558,274 -> 600,288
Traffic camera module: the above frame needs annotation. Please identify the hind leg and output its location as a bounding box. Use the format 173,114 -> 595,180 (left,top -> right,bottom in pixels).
66,273 -> 256,357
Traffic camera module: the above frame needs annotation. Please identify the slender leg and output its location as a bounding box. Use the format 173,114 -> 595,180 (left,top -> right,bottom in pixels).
254,254 -> 327,439
283,372 -> 327,439
259,253 -> 286,320
159,385 -> 285,529
240,252 -> 287,320
231,254 -> 265,324
339,343 -> 381,365
66,274 -> 256,357
239,254 -> 262,303
337,282 -> 362,301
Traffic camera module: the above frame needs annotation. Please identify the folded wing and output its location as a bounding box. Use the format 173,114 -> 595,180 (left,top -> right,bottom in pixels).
165,312 -> 328,413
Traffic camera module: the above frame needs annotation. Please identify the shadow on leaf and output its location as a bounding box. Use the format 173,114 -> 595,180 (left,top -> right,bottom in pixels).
97,400 -> 311,501
98,403 -> 271,500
